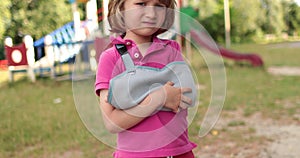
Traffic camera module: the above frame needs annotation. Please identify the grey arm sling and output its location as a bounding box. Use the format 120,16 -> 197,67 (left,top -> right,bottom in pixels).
107,44 -> 197,111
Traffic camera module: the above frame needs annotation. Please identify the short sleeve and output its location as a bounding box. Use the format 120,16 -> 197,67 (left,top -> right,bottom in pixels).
170,40 -> 184,61
94,49 -> 116,96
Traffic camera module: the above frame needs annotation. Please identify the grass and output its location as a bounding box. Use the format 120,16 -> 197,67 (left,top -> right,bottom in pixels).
0,78 -> 111,158
225,43 -> 300,117
0,41 -> 300,157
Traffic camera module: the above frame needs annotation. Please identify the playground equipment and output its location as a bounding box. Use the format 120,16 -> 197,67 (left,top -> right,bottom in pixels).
190,30 -> 264,67
179,5 -> 263,67
0,60 -> 7,70
2,0 -> 101,82
4,35 -> 56,82
33,21 -> 81,80
4,36 -> 36,82
32,0 -> 99,80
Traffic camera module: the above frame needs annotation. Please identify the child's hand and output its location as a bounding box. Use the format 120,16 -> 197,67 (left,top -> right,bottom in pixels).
162,81 -> 192,113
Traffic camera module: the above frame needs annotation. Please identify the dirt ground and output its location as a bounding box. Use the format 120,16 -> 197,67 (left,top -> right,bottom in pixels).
268,66 -> 300,76
195,108 -> 300,158
194,67 -> 300,158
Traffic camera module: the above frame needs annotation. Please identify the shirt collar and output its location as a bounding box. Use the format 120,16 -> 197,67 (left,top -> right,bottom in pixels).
110,35 -> 170,53
110,35 -> 170,46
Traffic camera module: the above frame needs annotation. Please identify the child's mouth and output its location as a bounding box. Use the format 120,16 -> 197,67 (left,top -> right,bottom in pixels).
141,22 -> 157,27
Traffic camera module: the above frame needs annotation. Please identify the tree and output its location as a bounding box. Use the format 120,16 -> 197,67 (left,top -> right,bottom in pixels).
0,0 -> 11,59
197,0 -> 220,19
197,0 -> 226,42
230,0 -> 266,42
261,0 -> 286,35
186,0 -> 300,43
0,0 -> 11,42
5,0 -> 73,43
283,1 -> 300,35
29,0 -> 73,40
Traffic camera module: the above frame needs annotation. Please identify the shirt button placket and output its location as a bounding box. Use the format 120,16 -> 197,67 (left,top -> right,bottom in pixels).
126,41 -> 131,46
134,53 -> 140,59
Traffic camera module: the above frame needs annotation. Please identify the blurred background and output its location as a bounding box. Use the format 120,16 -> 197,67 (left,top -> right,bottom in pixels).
0,0 -> 300,158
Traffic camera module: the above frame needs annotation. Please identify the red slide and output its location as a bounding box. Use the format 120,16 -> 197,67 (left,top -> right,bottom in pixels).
190,30 -> 264,67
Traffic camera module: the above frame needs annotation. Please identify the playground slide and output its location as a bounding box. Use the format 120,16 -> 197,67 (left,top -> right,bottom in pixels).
190,30 -> 264,67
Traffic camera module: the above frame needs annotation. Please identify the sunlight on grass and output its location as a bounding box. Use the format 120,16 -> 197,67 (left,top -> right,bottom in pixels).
0,70 -> 8,85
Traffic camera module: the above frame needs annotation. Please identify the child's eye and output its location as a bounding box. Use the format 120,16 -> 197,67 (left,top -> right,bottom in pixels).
155,4 -> 166,11
136,2 -> 146,6
155,4 -> 165,8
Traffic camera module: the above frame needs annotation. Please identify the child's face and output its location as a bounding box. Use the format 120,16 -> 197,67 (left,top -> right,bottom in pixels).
123,0 -> 167,36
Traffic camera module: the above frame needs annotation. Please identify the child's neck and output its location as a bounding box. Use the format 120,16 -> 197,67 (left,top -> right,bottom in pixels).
124,32 -> 153,44
124,32 -> 153,56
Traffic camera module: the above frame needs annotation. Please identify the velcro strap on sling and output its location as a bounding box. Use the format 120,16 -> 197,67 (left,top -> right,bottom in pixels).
115,44 -> 128,55
115,44 -> 135,73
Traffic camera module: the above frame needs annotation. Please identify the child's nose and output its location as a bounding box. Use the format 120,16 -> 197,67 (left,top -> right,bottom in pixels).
145,6 -> 156,18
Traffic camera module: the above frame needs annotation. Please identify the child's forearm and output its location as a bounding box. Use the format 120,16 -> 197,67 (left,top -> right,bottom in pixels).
99,89 -> 164,133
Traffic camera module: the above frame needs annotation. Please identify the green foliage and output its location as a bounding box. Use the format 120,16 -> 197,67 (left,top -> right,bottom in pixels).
261,0 -> 286,35
193,0 -> 300,43
231,0 -> 266,42
199,10 -> 225,43
0,0 -> 11,42
0,0 -> 74,60
0,44 -> 4,60
0,0 -> 11,60
5,0 -> 72,43
1,0 -> 300,56
30,0 -> 73,39
284,2 -> 300,35
197,0 -> 225,42
197,0 -> 220,19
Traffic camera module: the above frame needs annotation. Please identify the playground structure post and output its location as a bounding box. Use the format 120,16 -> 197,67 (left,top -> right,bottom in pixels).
86,0 -> 99,31
224,0 -> 231,48
71,0 -> 99,40
176,0 -> 193,61
4,37 -> 13,47
175,0 -> 182,52
44,35 -> 55,79
72,2 -> 83,41
102,0 -> 110,35
4,37 -> 13,82
185,32 -> 192,60
23,35 -> 36,82
4,36 -> 36,82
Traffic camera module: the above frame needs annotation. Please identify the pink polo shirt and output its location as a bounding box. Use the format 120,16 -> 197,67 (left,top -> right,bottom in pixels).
95,35 -> 197,158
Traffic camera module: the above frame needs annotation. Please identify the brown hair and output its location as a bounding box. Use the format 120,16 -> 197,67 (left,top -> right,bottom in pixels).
108,0 -> 176,35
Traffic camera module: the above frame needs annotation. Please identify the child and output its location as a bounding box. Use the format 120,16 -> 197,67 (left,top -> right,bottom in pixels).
95,0 -> 197,157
